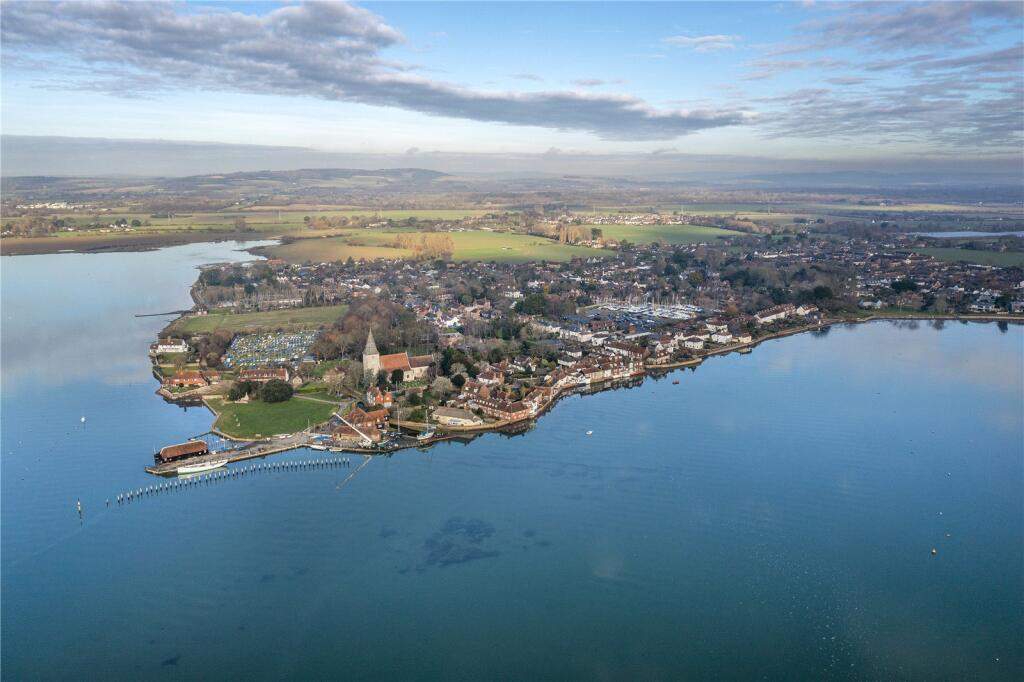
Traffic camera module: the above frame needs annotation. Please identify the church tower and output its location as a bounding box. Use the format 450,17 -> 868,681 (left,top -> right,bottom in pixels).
362,329 -> 380,378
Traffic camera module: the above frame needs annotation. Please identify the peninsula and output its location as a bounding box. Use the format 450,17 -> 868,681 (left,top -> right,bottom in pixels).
144,206 -> 1024,471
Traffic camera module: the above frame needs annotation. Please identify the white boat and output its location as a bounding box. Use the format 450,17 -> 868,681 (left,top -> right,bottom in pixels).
309,444 -> 328,451
417,410 -> 435,441
176,459 -> 228,475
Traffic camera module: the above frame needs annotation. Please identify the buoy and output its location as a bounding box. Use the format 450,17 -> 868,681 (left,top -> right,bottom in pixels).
80,416 -> 86,423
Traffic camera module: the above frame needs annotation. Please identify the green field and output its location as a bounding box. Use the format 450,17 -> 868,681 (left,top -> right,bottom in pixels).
264,230 -> 610,264
169,304 -> 348,334
207,397 -> 338,438
47,208 -> 501,235
915,248 -> 1024,268
587,224 -> 744,245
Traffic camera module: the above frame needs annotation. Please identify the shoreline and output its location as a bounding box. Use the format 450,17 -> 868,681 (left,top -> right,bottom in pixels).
0,231 -> 276,256
147,309 -> 1024,471
375,312 -> 1024,439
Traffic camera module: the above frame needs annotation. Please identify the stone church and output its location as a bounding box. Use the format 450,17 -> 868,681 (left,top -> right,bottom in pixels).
362,329 -> 433,383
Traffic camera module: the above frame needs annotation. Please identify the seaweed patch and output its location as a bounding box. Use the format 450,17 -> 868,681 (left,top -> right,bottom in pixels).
422,517 -> 500,567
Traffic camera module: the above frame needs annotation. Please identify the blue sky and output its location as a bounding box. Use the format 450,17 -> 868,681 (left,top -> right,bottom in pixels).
1,1 -> 1021,164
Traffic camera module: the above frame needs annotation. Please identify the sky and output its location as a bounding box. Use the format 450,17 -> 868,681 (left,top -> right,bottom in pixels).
1,1 -> 1022,175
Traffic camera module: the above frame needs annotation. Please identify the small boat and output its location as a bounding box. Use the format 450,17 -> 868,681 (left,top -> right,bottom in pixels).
309,444 -> 328,451
585,430 -> 593,436
672,380 -> 680,385
177,459 -> 228,475
417,410 -> 436,441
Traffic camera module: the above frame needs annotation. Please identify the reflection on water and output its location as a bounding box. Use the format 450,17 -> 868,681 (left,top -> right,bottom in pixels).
2,244 -> 1022,680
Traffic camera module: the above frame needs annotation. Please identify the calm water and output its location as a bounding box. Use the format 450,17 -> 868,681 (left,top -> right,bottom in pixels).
2,244 -> 1022,680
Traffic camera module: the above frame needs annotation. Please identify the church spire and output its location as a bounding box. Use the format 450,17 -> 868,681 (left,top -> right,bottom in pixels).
363,329 -> 379,357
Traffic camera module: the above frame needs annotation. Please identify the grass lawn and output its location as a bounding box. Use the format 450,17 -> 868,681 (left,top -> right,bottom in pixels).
263,230 -> 610,264
915,247 -> 1024,268
207,397 -> 337,438
169,304 -> 348,334
587,224 -> 744,245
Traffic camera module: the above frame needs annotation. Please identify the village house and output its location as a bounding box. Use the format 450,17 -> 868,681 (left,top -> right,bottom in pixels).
151,338 -> 189,355
604,341 -> 647,361
476,398 -> 531,422
332,423 -> 381,444
238,368 -> 290,383
476,368 -> 504,385
647,349 -> 673,365
681,335 -> 705,351
366,386 -> 393,408
522,386 -> 555,414
348,406 -> 390,429
164,369 -> 207,388
710,331 -> 734,344
459,379 -> 492,405
755,303 -> 796,325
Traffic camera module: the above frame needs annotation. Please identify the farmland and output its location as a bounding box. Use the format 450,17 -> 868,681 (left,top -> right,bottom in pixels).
167,304 -> 348,335
42,207 -> 500,233
587,224 -> 744,245
913,247 -> 1024,268
261,230 -> 611,264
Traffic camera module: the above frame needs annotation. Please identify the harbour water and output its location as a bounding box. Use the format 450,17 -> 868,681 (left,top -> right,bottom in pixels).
2,243 -> 1022,679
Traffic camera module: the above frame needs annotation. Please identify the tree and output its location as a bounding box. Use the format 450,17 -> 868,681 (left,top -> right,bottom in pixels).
229,380 -> 258,401
515,293 -> 547,315
233,216 -> 248,231
390,368 -> 404,385
812,285 -> 834,301
451,374 -> 466,388
892,279 -> 918,294
259,379 -> 293,403
431,376 -> 454,397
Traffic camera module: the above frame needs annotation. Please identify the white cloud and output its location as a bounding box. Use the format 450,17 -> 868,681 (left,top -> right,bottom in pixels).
663,34 -> 739,52
0,1 -> 750,141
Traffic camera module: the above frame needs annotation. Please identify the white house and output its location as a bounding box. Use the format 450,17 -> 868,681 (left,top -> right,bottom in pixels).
153,338 -> 189,354
682,336 -> 705,351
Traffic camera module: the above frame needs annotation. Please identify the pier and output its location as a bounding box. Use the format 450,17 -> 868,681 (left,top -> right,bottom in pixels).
145,427 -> 462,475
134,309 -> 192,318
122,455 -> 364,505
